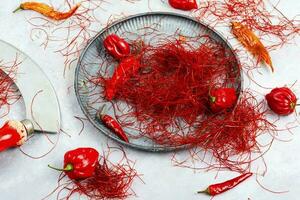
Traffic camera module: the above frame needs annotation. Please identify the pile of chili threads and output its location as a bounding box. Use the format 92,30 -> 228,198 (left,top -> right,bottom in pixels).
0,59 -> 20,118
109,38 -> 236,139
195,0 -> 299,49
87,34 -> 279,171
46,148 -> 139,200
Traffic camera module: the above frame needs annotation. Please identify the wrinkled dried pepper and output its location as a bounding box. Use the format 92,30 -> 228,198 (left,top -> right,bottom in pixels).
232,22 -> 274,72
168,0 -> 198,11
266,87 -> 298,115
209,88 -> 238,113
105,56 -> 141,101
103,34 -> 130,60
13,2 -> 80,21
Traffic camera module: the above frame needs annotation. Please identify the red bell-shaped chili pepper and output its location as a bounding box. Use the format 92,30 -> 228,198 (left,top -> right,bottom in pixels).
0,120 -> 28,152
103,34 -> 130,60
105,55 -> 141,101
209,88 -> 237,113
168,0 -> 198,11
48,147 -> 99,180
266,87 -> 298,115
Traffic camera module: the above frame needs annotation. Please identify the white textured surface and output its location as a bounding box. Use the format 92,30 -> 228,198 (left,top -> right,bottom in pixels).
0,1 -> 300,200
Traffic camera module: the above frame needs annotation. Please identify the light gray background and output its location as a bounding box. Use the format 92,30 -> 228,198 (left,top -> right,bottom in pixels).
1,1 -> 300,200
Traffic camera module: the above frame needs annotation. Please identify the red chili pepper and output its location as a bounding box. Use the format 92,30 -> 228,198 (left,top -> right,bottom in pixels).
48,147 -> 99,180
97,107 -> 129,142
0,120 -> 28,152
105,56 -> 141,101
198,173 -> 253,196
266,87 -> 298,115
103,34 -> 130,60
168,0 -> 198,10
209,88 -> 238,113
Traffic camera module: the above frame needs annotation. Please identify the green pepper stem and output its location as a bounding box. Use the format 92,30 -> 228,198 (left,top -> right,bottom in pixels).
13,7 -> 22,13
96,104 -> 107,120
209,96 -> 216,103
197,188 -> 209,195
48,164 -> 73,172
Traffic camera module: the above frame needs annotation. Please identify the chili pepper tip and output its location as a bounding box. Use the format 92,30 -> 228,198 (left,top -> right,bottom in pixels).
48,164 -> 74,172
96,105 -> 107,119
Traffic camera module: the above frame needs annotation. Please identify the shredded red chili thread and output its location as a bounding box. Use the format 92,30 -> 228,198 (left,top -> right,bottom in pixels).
195,0 -> 300,49
24,0 -> 106,75
0,56 -> 21,118
79,32 -> 286,171
19,90 -> 60,159
76,8 -> 295,173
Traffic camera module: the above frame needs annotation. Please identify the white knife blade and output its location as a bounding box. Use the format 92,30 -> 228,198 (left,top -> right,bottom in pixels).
0,40 -> 61,133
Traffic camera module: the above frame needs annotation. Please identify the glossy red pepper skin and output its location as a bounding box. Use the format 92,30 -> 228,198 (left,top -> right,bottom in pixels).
266,87 -> 297,115
168,0 -> 198,10
101,114 -> 129,142
199,173 -> 252,196
103,34 -> 130,60
63,148 -> 99,180
0,121 -> 27,152
105,56 -> 141,101
209,88 -> 237,113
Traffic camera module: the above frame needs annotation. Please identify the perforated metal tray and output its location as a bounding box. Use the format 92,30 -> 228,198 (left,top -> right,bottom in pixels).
75,12 -> 241,152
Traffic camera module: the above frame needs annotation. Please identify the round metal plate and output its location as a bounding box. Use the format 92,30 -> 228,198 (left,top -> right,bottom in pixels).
75,12 -> 241,152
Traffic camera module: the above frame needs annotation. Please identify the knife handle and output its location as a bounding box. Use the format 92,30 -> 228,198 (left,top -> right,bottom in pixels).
0,119 -> 34,152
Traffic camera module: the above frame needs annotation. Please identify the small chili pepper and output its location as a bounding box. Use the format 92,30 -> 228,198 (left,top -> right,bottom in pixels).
103,34 -> 130,60
13,2 -> 80,21
97,106 -> 129,143
168,0 -> 198,10
266,87 -> 298,115
105,56 -> 141,101
0,120 -> 32,152
48,147 -> 99,180
231,22 -> 273,72
198,173 -> 253,196
209,88 -> 237,113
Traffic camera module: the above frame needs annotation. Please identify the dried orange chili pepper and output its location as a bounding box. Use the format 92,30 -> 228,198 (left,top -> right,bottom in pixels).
13,2 -> 80,21
231,22 -> 274,72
